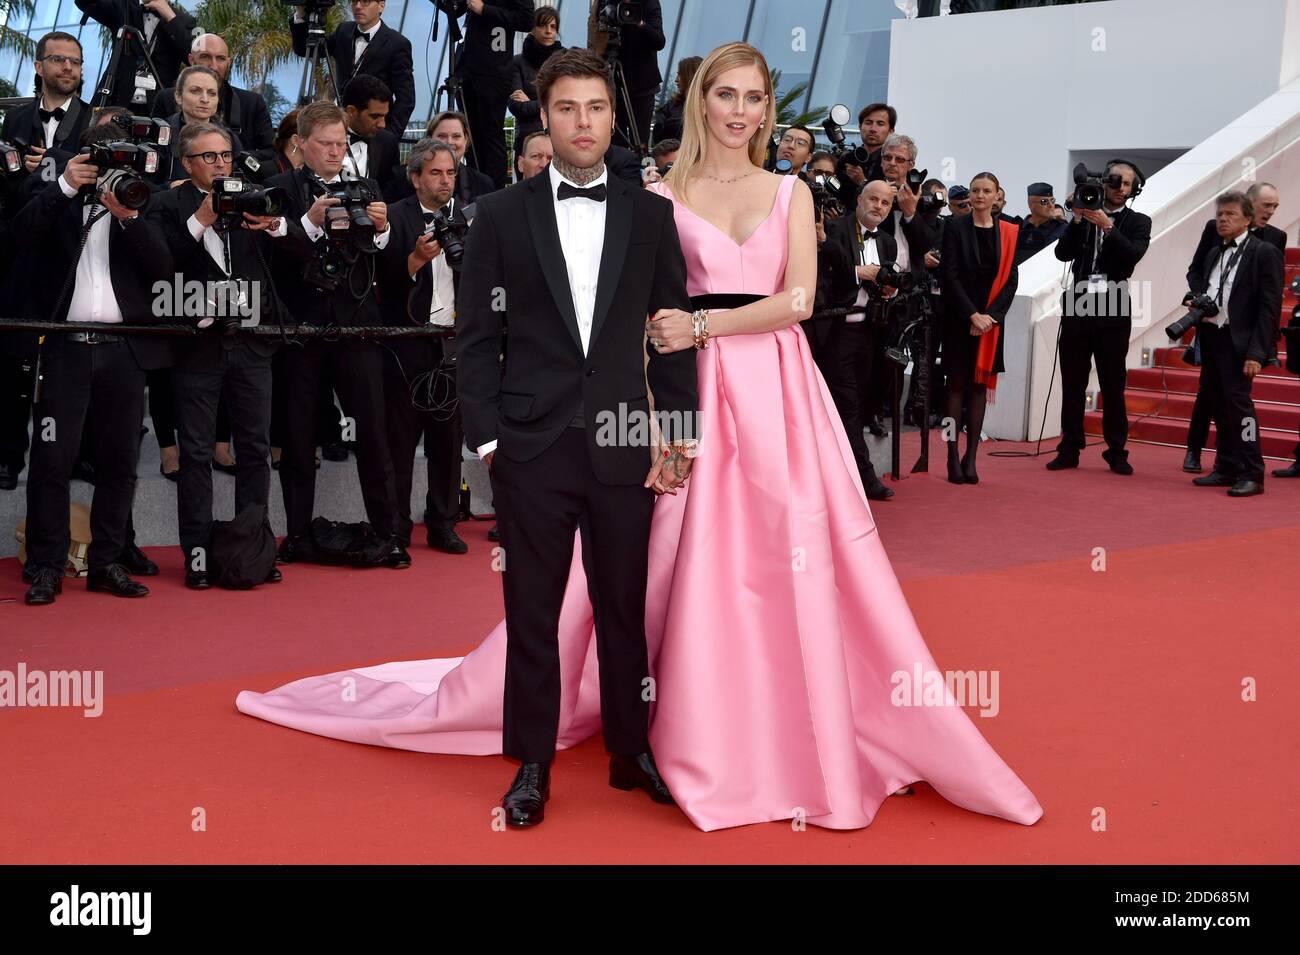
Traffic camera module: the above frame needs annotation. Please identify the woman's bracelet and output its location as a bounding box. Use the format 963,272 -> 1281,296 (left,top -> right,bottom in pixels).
691,309 -> 710,350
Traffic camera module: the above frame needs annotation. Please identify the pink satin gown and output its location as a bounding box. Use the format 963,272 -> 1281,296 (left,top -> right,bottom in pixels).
237,173 -> 1043,831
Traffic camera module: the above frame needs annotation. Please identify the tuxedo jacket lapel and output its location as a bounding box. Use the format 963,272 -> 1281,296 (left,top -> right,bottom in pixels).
590,174 -> 630,348
523,173 -> 584,354
52,98 -> 83,149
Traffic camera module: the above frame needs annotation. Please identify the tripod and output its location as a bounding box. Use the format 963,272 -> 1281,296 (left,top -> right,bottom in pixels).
296,7 -> 342,106
603,31 -> 644,156
90,26 -> 164,109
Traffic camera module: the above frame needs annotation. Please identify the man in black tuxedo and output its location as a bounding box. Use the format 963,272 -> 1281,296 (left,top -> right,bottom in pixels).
145,122 -> 285,588
263,101 -> 407,567
74,0 -> 197,108
1183,191 -> 1283,497
813,179 -> 898,501
451,0 -> 535,189
341,74 -> 400,191
1049,161 -> 1151,475
457,49 -> 697,827
292,0 -> 416,138
14,123 -> 175,604
149,33 -> 276,170
1183,181 -> 1288,473
376,139 -> 467,554
609,0 -> 665,153
384,111 -> 496,205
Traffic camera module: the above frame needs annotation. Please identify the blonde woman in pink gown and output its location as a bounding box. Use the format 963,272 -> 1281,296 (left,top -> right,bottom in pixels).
237,42 -> 1043,833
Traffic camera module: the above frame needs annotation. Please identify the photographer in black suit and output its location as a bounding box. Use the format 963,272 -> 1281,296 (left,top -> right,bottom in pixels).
341,74 -> 399,191
291,0 -> 416,135
15,122 -> 175,604
377,138 -> 468,554
263,101 -> 407,567
1048,160 -> 1151,475
149,33 -> 276,170
457,49 -> 697,826
1183,191 -> 1283,497
74,0 -> 197,108
451,0 -> 535,189
813,179 -> 899,501
145,122 -> 284,588
1183,181 -> 1287,473
606,0 -> 666,154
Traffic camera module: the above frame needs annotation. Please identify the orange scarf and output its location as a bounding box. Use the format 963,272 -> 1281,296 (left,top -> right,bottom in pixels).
974,219 -> 1020,392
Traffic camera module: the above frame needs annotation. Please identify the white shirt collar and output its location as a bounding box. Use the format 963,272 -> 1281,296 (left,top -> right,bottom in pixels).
40,92 -> 73,113
358,20 -> 382,41
548,161 -> 608,200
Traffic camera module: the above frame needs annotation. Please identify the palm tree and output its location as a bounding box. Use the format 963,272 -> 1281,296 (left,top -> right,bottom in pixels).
770,68 -> 826,131
0,0 -> 36,69
195,0 -> 343,100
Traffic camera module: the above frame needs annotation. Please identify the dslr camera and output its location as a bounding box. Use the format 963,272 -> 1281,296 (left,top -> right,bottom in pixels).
303,178 -> 380,292
210,176 -> 287,229
1069,162 -> 1124,213
425,205 -> 469,270
80,140 -> 162,210
1165,293 -> 1220,341
905,167 -> 945,215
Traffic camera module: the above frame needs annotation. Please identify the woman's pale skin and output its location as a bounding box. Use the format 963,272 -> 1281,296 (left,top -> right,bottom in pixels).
967,177 -> 998,337
176,74 -> 219,124
646,62 -> 817,352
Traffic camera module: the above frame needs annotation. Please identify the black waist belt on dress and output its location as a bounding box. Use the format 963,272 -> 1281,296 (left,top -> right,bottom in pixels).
689,293 -> 766,311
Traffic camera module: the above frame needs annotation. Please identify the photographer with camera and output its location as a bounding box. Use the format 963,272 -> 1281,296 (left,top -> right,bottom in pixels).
150,34 -> 276,175
291,1 -> 415,136
835,103 -> 893,196
144,122 -> 285,587
1175,191 -> 1283,497
262,101 -> 407,567
1047,160 -> 1151,476
14,120 -> 175,604
900,177 -> 948,427
1,33 -> 92,193
640,137 -> 677,185
774,125 -> 814,175
447,0 -> 535,189
376,138 -> 470,554
812,179 -> 899,501
1182,182 -> 1287,474
603,0 -> 666,155
341,74 -> 399,191
74,0 -> 197,108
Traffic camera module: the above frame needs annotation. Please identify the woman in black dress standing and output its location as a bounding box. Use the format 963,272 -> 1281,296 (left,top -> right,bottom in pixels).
939,171 -> 1020,485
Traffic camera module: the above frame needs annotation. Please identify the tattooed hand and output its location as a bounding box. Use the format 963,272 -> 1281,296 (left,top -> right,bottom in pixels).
644,443 -> 695,495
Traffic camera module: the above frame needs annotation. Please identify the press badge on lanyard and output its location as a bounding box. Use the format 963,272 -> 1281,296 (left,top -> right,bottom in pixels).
1086,273 -> 1108,295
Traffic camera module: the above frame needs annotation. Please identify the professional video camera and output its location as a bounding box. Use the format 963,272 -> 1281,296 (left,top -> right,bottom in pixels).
425,204 -> 469,270
807,172 -> 844,219
821,104 -> 873,167
596,1 -> 642,30
1165,292 -> 1220,341
1069,162 -> 1124,212
431,0 -> 469,16
210,176 -> 287,227
80,140 -> 161,210
302,178 -> 379,292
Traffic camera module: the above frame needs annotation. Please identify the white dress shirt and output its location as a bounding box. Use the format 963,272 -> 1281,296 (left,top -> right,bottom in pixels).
418,200 -> 456,327
353,21 -> 382,67
849,218 -> 882,323
266,172 -> 390,249
1205,230 -> 1250,329
342,136 -> 369,179
476,162 -> 609,460
891,208 -> 912,272
57,173 -> 126,324
39,93 -> 72,148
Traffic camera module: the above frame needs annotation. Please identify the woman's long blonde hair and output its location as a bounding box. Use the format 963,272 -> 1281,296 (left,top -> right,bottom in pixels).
663,42 -> 775,203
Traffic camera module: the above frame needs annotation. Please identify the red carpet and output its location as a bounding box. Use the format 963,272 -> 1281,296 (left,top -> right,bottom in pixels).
2,437 -> 1296,864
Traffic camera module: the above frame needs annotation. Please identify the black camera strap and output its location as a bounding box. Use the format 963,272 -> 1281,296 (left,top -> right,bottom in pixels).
1212,235 -> 1250,307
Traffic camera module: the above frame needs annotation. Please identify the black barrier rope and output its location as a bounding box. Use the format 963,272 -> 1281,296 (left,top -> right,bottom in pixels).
0,320 -> 458,338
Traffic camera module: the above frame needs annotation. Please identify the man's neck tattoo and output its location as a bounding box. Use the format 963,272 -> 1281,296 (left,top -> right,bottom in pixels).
553,158 -> 605,186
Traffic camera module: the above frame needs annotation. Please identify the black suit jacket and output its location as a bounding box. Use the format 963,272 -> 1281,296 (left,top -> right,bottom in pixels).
454,0 -> 535,83
1055,204 -> 1152,327
810,212 -> 898,351
262,166 -> 384,332
375,194 -> 461,327
878,201 -> 937,275
939,214 -> 1019,326
1187,218 -> 1286,292
291,18 -> 416,134
456,171 -> 698,484
75,0 -> 196,105
10,179 -> 176,369
614,0 -> 666,94
152,82 -> 275,158
0,97 -> 92,220
1186,232 -> 1284,365
348,127 -> 399,191
144,181 -> 282,361
382,157 -> 496,205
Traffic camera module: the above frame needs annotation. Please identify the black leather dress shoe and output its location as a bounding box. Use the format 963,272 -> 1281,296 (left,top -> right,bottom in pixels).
1103,451 -> 1134,476
276,535 -> 314,564
866,417 -> 887,437
185,570 -> 212,590
502,762 -> 550,827
86,564 -> 149,598
1193,471 -> 1234,487
384,542 -> 412,569
609,752 -> 675,805
0,462 -> 18,490
120,543 -> 159,576
321,442 -> 349,462
265,566 -> 283,583
1045,454 -> 1078,471
1227,479 -> 1264,497
487,524 -> 500,542
211,459 -> 237,475
1183,450 -> 1203,473
1272,461 -> 1300,478
864,477 -> 894,500
25,568 -> 62,605
427,528 -> 469,553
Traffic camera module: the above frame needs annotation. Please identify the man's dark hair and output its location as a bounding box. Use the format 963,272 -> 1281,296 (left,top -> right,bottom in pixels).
92,106 -> 132,129
342,74 -> 392,112
36,31 -> 82,62
784,125 -> 815,148
535,47 -> 614,110
519,130 -> 550,155
1217,190 -> 1254,220
535,4 -> 559,28
650,138 -> 680,162
922,178 -> 944,195
809,149 -> 833,166
81,122 -> 127,148
858,102 -> 897,130
178,121 -> 232,159
427,111 -> 470,144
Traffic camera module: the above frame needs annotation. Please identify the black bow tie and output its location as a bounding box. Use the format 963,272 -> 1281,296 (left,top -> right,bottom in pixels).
1223,239 -> 1238,250
557,181 -> 607,202
357,30 -> 373,45
39,106 -> 65,124
861,229 -> 878,240
423,205 -> 452,224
